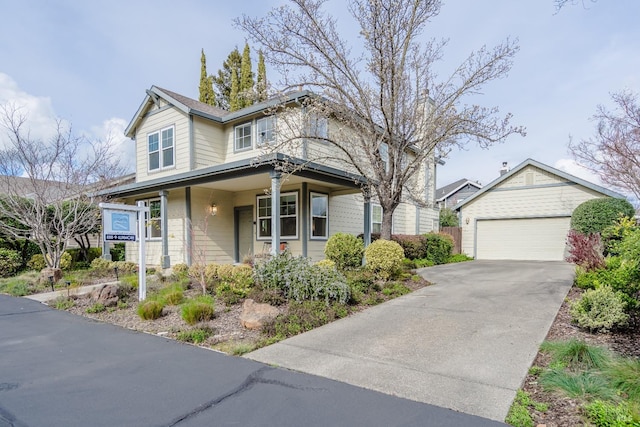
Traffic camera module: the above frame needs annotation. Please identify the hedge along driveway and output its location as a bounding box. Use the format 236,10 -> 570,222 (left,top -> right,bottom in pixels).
246,260 -> 575,421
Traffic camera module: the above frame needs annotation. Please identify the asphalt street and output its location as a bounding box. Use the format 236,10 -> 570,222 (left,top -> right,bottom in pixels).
0,294 -> 505,427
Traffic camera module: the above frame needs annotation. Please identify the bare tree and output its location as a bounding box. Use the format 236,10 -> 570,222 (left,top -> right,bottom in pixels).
555,0 -> 597,11
570,90 -> 640,203
237,0 -> 525,239
0,105 -> 125,271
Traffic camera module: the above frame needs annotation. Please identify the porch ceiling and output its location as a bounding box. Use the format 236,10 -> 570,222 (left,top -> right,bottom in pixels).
196,172 -> 358,193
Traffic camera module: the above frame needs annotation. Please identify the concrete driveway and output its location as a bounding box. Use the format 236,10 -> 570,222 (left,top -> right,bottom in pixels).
246,260 -> 575,421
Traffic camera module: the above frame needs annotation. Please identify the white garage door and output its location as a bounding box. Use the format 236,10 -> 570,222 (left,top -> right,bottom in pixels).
476,217 -> 571,261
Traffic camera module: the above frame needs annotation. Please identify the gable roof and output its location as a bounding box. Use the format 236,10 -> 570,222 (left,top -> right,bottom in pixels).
454,158 -> 626,210
125,86 -> 312,138
436,178 -> 482,202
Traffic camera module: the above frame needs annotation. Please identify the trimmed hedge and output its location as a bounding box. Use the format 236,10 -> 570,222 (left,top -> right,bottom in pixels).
324,233 -> 364,270
571,198 -> 635,235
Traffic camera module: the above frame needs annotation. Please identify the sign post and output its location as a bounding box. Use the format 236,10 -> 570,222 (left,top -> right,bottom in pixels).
99,202 -> 149,301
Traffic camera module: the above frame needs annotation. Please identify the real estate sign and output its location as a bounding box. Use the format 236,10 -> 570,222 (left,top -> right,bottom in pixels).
102,209 -> 138,242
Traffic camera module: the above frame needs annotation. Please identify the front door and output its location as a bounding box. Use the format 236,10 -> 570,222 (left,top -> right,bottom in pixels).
234,206 -> 253,263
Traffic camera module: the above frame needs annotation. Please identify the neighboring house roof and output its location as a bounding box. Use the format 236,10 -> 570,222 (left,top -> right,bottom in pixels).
454,158 -> 626,210
125,86 -> 313,138
436,178 -> 482,202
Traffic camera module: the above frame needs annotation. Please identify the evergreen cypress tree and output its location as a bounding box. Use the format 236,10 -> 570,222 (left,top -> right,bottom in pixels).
198,49 -> 215,106
230,67 -> 240,112
256,49 -> 268,102
214,47 -> 242,110
239,42 -> 254,109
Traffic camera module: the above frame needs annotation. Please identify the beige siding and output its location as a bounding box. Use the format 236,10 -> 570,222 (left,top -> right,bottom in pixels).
135,107 -> 190,182
460,167 -> 608,258
329,193 -> 364,236
193,116 -> 225,168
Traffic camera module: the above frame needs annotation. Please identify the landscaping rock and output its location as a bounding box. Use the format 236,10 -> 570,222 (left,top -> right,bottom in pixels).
91,284 -> 120,307
40,268 -> 63,285
240,299 -> 279,330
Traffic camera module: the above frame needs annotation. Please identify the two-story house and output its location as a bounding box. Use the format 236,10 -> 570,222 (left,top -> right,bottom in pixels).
103,86 -> 440,267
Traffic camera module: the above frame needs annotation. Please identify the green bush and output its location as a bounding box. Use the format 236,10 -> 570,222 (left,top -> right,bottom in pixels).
0,248 -> 22,278
215,264 -> 254,305
364,239 -> 404,280
570,286 -> 629,332
315,259 -> 336,269
539,339 -> 612,371
585,400 -> 640,427
110,243 -> 125,261
27,253 -> 47,271
86,302 -> 106,314
172,263 -> 189,277
423,232 -> 454,265
324,233 -> 364,270
137,300 -> 164,320
263,300 -> 340,340
439,207 -> 459,228
112,261 -> 137,275
571,198 -> 635,235
0,278 -> 30,296
605,358 -> 640,404
602,216 -> 638,257
391,234 -> 426,260
59,252 -> 72,271
254,253 -> 350,304
90,257 -> 112,273
158,284 -> 184,306
181,295 -> 215,325
618,228 -> 640,262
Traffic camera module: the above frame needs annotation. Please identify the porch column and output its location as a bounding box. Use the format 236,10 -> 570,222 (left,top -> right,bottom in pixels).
270,170 -> 281,256
301,182 -> 308,257
363,188 -> 371,248
159,190 -> 170,268
185,187 -> 192,266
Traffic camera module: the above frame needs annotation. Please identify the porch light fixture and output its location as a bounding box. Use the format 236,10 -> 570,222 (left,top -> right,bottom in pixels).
209,203 -> 218,216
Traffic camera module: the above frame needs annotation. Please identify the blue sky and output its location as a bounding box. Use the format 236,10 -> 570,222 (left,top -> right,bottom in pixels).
1,0 -> 639,194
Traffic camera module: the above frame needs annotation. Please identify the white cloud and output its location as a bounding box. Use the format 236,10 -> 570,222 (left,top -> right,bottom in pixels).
0,72 -> 59,146
554,158 -> 603,186
89,117 -> 136,173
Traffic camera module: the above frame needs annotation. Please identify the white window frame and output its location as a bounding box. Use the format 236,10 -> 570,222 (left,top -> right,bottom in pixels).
310,192 -> 328,240
379,143 -> 389,172
256,192 -> 299,240
148,125 -> 175,172
309,113 -> 328,140
371,204 -> 382,235
234,122 -> 253,152
256,116 -> 276,145
140,198 -> 162,240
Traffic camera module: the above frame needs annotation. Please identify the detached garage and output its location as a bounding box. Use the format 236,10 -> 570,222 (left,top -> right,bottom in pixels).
455,159 -> 625,261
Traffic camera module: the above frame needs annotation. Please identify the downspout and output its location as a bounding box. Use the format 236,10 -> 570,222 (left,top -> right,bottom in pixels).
159,190 -> 170,268
189,114 -> 195,171
185,187 -> 192,266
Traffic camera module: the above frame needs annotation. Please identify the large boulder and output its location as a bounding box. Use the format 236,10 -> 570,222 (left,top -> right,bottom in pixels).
91,284 -> 120,307
240,299 -> 279,330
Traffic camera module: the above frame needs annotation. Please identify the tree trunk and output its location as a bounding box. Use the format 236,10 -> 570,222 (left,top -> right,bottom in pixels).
380,206 -> 394,240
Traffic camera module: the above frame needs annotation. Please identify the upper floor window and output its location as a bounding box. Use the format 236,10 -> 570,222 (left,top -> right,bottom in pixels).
257,116 -> 276,145
148,126 -> 174,171
235,122 -> 252,151
309,113 -> 328,139
256,192 -> 298,239
310,192 -> 328,239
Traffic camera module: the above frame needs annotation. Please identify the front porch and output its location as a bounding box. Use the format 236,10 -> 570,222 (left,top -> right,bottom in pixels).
104,155 -> 373,267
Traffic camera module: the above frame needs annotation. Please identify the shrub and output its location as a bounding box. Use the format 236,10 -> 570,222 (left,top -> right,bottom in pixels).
364,239 -> 404,280
315,259 -> 336,269
423,232 -> 454,265
254,253 -> 350,304
540,369 -> 617,401
618,228 -> 640,262
27,253 -> 47,271
205,263 -> 220,285
0,248 -> 22,278
324,233 -> 364,270
262,300 -> 340,340
158,284 -> 184,306
59,252 -> 73,271
172,263 -> 189,277
570,286 -> 629,332
602,216 -> 638,256
90,257 -> 112,273
112,261 -> 137,275
565,229 -> 605,271
585,400 -> 640,427
137,300 -> 164,320
0,278 -> 30,296
539,339 -> 612,371
571,198 -> 635,235
181,295 -> 215,325
215,264 -> 254,305
110,243 -> 125,261
391,234 -> 426,260
439,207 -> 459,228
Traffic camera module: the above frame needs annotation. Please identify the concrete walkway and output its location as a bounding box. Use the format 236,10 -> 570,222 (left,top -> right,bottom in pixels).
246,260 -> 575,421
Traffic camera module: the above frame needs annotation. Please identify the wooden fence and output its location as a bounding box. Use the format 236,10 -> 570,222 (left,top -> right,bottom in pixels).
440,226 -> 462,254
